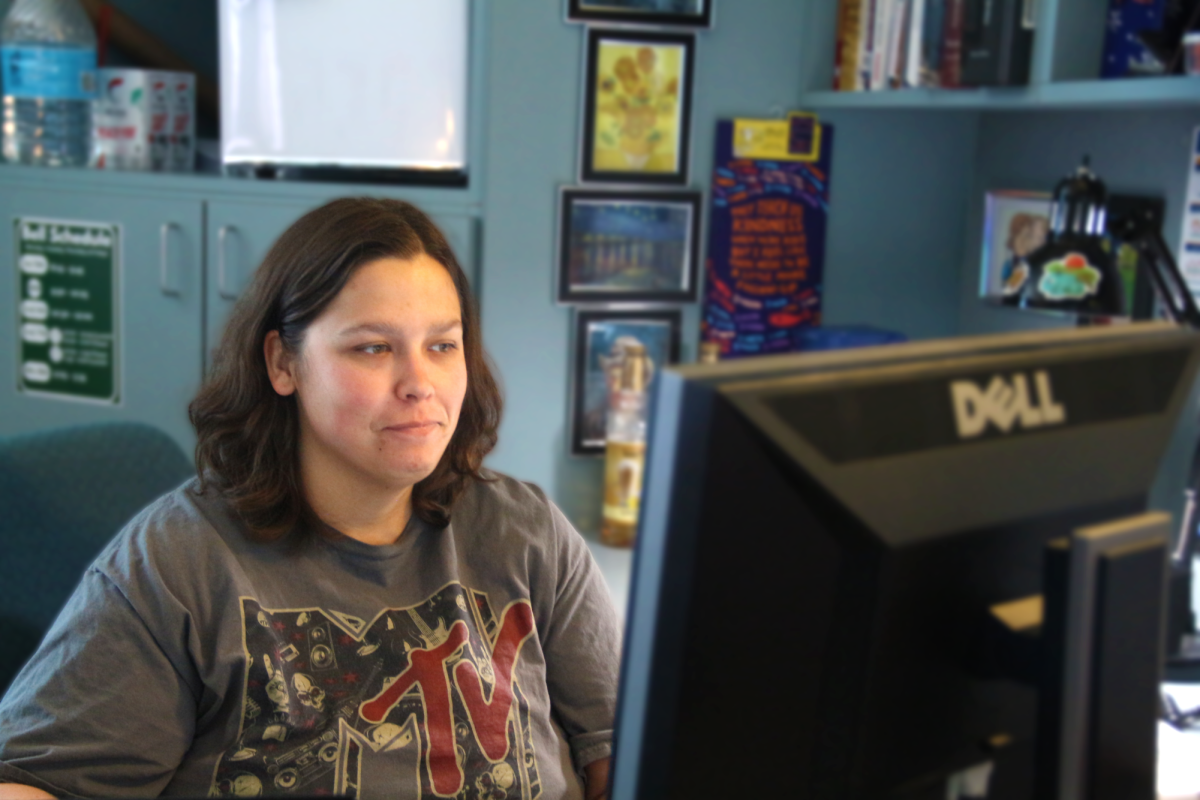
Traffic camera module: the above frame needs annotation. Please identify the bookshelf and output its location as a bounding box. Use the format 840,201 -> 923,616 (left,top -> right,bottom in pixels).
800,75 -> 1200,111
794,0 -> 1200,347
795,0 -> 1200,111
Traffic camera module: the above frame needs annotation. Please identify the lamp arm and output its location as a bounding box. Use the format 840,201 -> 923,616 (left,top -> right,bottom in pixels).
1110,214 -> 1200,643
1123,221 -> 1200,329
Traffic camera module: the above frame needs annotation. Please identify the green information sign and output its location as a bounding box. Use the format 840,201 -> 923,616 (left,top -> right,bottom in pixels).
16,217 -> 121,403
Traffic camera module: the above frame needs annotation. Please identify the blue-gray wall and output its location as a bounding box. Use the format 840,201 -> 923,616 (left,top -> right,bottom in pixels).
478,0 -> 810,532
819,109 -> 976,340
7,1 -> 1197,533
959,108 -> 1200,517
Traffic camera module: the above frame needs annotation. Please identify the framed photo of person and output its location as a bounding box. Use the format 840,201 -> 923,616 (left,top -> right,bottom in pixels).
558,187 -> 702,304
980,190 -> 1051,304
570,308 -> 681,456
581,28 -> 695,185
982,190 -> 1162,318
566,0 -> 712,28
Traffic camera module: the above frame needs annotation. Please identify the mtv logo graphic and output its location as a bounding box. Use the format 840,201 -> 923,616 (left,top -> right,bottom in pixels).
950,370 -> 1066,439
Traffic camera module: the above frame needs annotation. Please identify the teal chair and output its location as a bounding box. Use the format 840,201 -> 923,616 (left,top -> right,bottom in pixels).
0,422 -> 194,694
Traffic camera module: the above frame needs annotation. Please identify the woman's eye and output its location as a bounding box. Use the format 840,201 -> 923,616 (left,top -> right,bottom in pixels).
431,342 -> 459,354
359,343 -> 390,355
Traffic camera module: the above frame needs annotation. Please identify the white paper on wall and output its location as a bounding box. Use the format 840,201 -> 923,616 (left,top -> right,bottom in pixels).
218,0 -> 468,171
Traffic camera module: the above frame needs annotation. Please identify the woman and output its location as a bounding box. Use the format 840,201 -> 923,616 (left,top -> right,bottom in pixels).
0,198 -> 621,800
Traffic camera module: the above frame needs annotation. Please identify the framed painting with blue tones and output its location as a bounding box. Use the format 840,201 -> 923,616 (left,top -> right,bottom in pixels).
570,307 -> 681,455
558,187 -> 702,304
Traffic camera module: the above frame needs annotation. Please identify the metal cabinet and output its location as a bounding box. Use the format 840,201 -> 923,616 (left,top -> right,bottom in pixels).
0,185 -> 204,453
206,199 -> 314,367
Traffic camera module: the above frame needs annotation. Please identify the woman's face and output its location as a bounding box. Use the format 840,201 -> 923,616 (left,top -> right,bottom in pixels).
268,253 -> 468,493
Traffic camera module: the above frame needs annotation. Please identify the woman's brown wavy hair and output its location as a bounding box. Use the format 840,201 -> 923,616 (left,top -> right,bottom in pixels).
189,197 -> 502,541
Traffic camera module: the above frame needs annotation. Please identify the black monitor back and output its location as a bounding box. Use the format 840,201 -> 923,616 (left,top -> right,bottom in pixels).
610,323 -> 1200,800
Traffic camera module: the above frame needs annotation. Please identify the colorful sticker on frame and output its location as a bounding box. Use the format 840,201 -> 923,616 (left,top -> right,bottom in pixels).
701,119 -> 833,358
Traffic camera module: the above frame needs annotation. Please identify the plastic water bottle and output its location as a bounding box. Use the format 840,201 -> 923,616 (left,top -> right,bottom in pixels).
1,0 -> 96,167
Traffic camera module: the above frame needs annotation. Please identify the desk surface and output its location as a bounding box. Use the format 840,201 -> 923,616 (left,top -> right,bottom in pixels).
1159,684 -> 1200,799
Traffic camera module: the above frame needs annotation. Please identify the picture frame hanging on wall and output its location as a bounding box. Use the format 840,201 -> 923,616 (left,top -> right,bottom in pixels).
566,0 -> 712,28
581,27 -> 695,186
558,187 -> 702,304
570,307 -> 681,455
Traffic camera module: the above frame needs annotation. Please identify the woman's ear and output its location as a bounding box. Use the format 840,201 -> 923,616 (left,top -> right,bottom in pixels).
264,330 -> 298,396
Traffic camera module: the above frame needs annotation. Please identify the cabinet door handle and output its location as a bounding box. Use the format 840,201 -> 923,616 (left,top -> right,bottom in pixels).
159,222 -> 182,297
217,224 -> 241,300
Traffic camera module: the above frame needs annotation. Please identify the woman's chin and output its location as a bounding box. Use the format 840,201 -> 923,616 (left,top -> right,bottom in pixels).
369,455 -> 444,489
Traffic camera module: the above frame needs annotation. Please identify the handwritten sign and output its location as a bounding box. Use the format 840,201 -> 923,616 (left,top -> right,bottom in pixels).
732,112 -> 821,162
702,118 -> 833,358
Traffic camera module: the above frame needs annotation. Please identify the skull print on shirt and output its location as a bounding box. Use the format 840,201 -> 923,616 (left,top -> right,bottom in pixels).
209,582 -> 542,799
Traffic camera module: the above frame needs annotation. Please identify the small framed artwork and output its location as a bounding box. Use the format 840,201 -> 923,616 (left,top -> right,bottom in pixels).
566,0 -> 712,28
581,27 -> 695,185
571,308 -> 681,455
980,190 -> 1051,303
558,187 -> 702,304
981,190 -> 1159,318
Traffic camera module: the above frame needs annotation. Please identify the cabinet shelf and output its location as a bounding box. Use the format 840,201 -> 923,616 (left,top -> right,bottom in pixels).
799,75 -> 1200,112
0,162 -> 483,220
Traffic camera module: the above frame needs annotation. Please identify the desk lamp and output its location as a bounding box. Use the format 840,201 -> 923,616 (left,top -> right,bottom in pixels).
1015,158 -> 1125,318
1023,156 -> 1200,663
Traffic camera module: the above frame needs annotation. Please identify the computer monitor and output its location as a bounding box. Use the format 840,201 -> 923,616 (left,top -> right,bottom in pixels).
610,323 -> 1200,800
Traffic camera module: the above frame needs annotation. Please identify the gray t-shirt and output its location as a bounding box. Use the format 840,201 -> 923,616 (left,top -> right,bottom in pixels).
0,472 -> 621,799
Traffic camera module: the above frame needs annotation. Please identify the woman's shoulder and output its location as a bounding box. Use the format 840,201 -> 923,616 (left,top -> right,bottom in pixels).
454,470 -> 572,543
92,476 -> 249,583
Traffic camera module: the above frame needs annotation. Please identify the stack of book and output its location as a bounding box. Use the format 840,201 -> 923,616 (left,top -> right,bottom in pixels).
832,0 -> 1035,91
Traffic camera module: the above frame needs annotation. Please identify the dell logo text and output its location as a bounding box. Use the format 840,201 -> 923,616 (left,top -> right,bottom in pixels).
950,370 -> 1066,439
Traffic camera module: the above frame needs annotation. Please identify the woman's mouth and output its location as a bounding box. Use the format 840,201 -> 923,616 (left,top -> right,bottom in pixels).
383,421 -> 441,436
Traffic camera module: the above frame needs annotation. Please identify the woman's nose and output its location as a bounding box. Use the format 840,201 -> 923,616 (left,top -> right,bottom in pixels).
395,350 -> 435,401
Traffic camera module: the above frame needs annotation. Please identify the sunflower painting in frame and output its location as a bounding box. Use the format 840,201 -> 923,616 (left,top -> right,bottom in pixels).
583,28 -> 694,185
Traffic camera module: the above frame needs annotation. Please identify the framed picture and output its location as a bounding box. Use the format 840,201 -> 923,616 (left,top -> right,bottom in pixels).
581,28 -> 695,185
566,0 -> 712,28
558,187 -> 702,304
571,308 -> 681,455
980,190 -> 1051,303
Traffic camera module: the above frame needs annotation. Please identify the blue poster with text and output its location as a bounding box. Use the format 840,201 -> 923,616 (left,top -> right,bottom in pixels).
701,119 -> 833,358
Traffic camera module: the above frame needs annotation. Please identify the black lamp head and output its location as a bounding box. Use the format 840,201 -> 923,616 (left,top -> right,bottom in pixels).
1013,156 -> 1125,318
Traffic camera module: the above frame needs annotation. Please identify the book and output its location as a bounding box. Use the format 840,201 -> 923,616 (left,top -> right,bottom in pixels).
997,0 -> 1034,85
904,0 -> 927,88
833,0 -> 869,90
888,0 -> 911,89
940,0 -> 964,87
862,0 -> 877,89
870,0 -> 895,90
961,0 -> 1033,86
920,0 -> 945,85
1098,0 -> 1186,78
